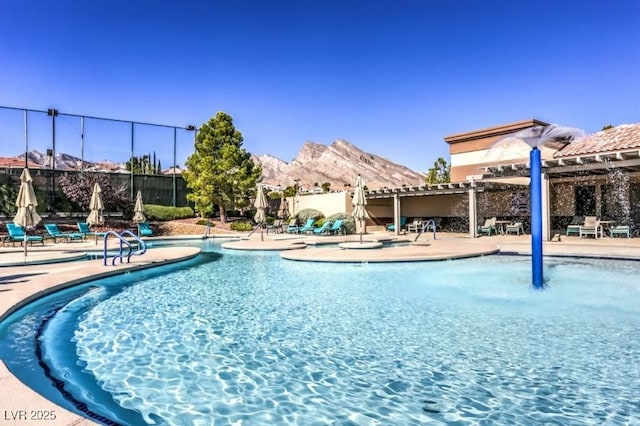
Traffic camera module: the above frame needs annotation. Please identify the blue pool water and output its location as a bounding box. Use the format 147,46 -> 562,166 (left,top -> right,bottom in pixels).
1,242 -> 640,425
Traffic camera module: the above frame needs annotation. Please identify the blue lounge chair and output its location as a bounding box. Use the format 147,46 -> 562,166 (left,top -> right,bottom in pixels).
313,221 -> 333,235
296,219 -> 316,234
44,223 -> 84,242
387,216 -> 407,232
285,218 -> 299,234
77,222 -> 107,241
328,219 -> 344,235
138,221 -> 153,237
6,223 -> 44,246
287,218 -> 315,234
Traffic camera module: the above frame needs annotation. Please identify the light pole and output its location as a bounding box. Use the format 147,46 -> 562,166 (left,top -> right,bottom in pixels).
47,108 -> 58,212
23,110 -> 28,169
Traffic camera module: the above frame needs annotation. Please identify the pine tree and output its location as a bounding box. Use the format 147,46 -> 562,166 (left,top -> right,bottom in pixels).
183,112 -> 262,222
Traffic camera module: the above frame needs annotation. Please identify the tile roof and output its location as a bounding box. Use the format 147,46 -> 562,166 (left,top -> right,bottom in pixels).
0,157 -> 42,168
555,123 -> 640,157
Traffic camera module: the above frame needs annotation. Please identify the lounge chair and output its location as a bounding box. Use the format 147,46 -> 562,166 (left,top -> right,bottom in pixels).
77,222 -> 107,242
505,222 -> 524,235
387,216 -> 407,232
610,225 -> 630,238
5,223 -> 44,246
312,221 -> 333,235
138,221 -> 153,237
328,219 -> 344,235
579,216 -> 601,239
406,218 -> 423,233
478,217 -> 497,237
44,223 -> 84,243
285,218 -> 298,234
295,218 -> 316,234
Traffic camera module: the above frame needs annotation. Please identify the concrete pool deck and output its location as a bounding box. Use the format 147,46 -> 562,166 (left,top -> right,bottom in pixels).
2,232 -> 640,425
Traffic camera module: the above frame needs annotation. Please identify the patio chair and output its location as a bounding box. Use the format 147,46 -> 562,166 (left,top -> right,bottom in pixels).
328,219 -> 344,235
478,217 -> 497,237
312,221 -> 333,235
44,223 -> 84,243
5,223 -> 44,246
266,219 -> 284,234
579,216 -> 601,239
387,216 -> 407,232
566,216 -> 584,236
610,225 -> 630,238
138,221 -> 153,237
406,218 -> 423,233
505,222 -> 524,235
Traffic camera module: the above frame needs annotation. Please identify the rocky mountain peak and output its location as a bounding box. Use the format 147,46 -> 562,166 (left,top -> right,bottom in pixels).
253,139 -> 425,190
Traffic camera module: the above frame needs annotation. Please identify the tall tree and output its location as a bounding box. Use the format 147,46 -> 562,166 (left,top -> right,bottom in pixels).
425,157 -> 451,184
183,112 -> 262,222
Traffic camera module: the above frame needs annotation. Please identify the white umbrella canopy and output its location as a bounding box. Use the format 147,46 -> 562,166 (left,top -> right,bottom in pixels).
132,190 -> 147,223
86,182 -> 105,226
13,168 -> 42,259
351,174 -> 369,243
13,168 -> 42,228
253,184 -> 268,224
277,192 -> 289,219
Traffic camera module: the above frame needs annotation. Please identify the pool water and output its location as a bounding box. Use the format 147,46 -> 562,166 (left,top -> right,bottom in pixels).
1,242 -> 640,425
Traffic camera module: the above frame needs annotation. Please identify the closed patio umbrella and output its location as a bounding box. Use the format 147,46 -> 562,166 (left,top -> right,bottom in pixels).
13,168 -> 42,259
277,192 -> 289,219
352,174 -> 368,243
254,184 -> 268,241
86,182 -> 104,226
133,190 -> 147,223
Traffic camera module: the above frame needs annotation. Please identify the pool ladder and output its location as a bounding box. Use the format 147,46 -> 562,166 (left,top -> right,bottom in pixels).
415,219 -> 437,242
102,230 -> 147,266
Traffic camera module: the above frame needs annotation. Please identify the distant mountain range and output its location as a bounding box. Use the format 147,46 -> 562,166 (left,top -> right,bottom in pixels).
11,140 -> 426,189
253,140 -> 425,191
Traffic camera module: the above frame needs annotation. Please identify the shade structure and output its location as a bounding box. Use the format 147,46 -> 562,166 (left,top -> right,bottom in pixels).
253,184 -> 268,224
277,192 -> 289,219
13,168 -> 42,259
86,182 -> 105,226
132,190 -> 147,223
351,174 -> 369,243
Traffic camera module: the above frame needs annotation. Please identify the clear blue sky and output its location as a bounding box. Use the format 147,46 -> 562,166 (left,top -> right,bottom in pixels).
1,0 -> 639,173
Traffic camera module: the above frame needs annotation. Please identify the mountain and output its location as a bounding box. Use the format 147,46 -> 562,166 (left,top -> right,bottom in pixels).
253,139 -> 425,190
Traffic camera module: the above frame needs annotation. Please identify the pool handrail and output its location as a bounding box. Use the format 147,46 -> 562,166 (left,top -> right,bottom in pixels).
415,219 -> 437,242
102,230 -> 147,266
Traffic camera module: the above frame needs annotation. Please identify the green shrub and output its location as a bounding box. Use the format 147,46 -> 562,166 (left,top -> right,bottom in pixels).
145,204 -> 195,221
230,221 -> 252,231
0,183 -> 17,215
325,213 -> 356,234
296,208 -> 323,224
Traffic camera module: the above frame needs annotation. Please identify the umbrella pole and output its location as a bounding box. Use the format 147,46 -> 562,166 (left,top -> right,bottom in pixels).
24,232 -> 27,262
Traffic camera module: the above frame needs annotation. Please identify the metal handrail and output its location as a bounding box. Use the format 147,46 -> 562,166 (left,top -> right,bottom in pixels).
415,219 -> 437,242
102,230 -> 147,266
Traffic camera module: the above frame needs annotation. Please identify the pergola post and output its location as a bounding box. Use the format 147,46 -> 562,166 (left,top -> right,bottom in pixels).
468,180 -> 477,238
393,193 -> 400,235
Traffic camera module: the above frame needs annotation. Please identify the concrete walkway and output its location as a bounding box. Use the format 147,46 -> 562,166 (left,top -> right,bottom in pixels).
1,231 -> 640,425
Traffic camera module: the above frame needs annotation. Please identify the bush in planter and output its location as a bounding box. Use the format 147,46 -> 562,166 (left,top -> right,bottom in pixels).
145,205 -> 195,221
325,213 -> 355,234
230,221 -> 252,231
296,208 -> 323,225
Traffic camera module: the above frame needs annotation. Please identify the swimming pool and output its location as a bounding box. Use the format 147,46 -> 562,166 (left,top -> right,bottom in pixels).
1,241 -> 640,425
